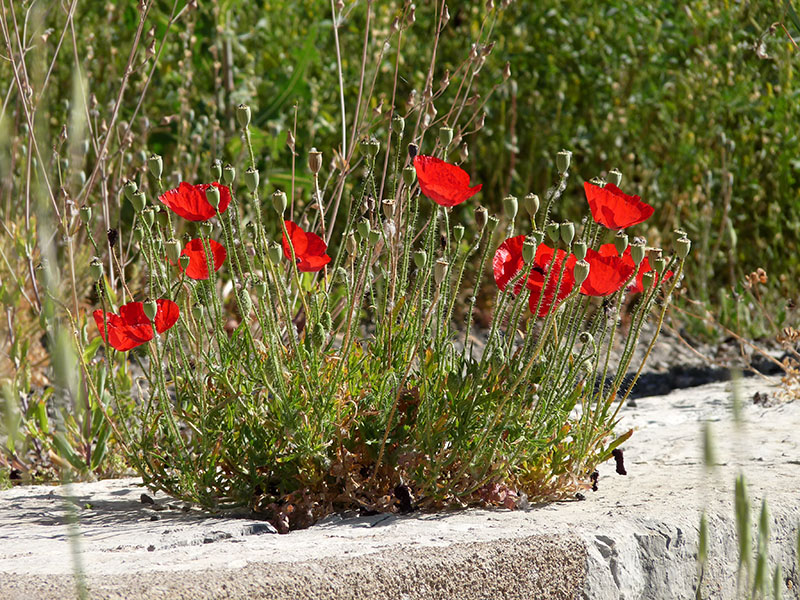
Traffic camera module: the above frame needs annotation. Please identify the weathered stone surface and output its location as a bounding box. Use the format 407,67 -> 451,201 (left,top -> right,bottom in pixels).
1,377 -> 798,599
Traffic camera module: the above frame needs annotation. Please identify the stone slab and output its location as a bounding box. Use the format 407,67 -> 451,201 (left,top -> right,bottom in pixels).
1,377 -> 798,599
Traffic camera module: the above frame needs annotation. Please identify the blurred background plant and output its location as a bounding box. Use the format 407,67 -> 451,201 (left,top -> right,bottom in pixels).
1,0 -> 798,482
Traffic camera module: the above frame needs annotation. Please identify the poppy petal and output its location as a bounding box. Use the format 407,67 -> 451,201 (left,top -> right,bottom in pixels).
580,245 -> 636,297
159,182 -> 231,222
584,181 -> 654,230
154,299 -> 180,333
492,235 -> 527,293
282,221 -> 331,272
413,155 -> 482,207
179,238 -> 227,280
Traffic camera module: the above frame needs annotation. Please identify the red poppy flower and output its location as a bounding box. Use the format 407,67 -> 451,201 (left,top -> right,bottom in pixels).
584,181 -> 654,230
176,238 -> 226,280
527,244 -> 576,318
580,244 -> 637,297
413,155 -> 482,207
492,235 -> 527,294
282,221 -> 331,272
629,255 -> 674,293
93,299 -> 179,352
159,182 -> 232,221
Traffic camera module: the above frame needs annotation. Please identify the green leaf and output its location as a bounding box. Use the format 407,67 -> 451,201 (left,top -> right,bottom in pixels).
52,433 -> 86,472
82,336 -> 103,363
785,0 -> 800,34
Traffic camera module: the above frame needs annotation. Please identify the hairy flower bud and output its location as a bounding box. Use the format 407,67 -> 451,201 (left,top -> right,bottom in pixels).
413,250 -> 427,268
311,322 -> 326,346
579,331 -> 594,346
573,259 -> 590,285
236,103 -> 251,129
321,311 -> 333,331
148,154 -> 163,179
143,298 -> 158,321
608,168 -> 622,187
556,149 -> 572,174
272,190 -> 287,214
503,195 -> 518,221
245,167 -> 259,193
238,290 -> 253,317
308,148 -> 322,175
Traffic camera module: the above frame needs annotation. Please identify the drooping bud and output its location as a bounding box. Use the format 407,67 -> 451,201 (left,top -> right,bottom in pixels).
356,217 -> 371,240
615,231 -> 629,256
392,114 -> 405,135
148,154 -> 163,179
413,250 -> 427,268
546,222 -> 560,243
308,148 -> 322,175
210,159 -> 223,180
143,298 -> 158,321
607,168 -> 622,187
439,126 -> 453,148
206,185 -> 221,210
434,258 -> 449,285
503,195 -> 518,221
475,206 -> 488,229
573,240 -> 587,261
676,236 -> 692,259
321,311 -> 333,331
522,193 -> 540,219
573,260 -> 590,285
453,224 -> 465,243
403,166 -> 417,186
89,257 -> 104,281
272,190 -> 287,214
245,167 -> 259,193
236,103 -> 251,129
560,221 -> 575,245
79,206 -> 92,224
522,237 -> 537,263
222,163 -> 236,186
556,149 -> 572,174
165,238 -> 181,263
382,198 -> 396,220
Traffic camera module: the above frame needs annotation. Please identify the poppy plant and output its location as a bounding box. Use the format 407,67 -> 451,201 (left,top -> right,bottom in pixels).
93,299 -> 179,352
176,238 -> 227,280
580,244 -> 636,297
492,235 -> 527,293
159,182 -> 232,222
527,244 -> 576,318
282,221 -> 331,272
413,155 -> 482,207
584,181 -> 654,230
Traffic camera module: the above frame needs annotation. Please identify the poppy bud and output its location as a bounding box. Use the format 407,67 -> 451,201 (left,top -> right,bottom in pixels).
434,258 -> 449,284
556,149 -> 572,174
503,195 -> 518,221
89,257 -> 103,281
308,148 -> 322,175
267,242 -> 282,264
141,207 -> 155,229
608,168 -> 622,187
179,254 -> 191,270
439,126 -> 453,147
368,229 -> 381,245
407,143 -> 418,159
522,193 -> 540,219
359,136 -> 380,158
124,180 -> 138,201
210,159 -> 223,180
143,298 -> 158,321
653,257 -> 668,275
413,250 -> 427,268
573,259 -> 590,285
560,221 -> 575,245
222,164 -> 236,186
630,240 -> 646,265
641,270 -> 656,290
475,206 -> 488,229
403,166 -> 417,186
245,167 -> 259,193
311,322 -> 326,346
133,225 -> 145,243
615,232 -> 628,255
272,190 -> 287,215
522,238 -> 537,263
254,279 -> 267,296
236,103 -> 251,129
579,331 -> 594,346
453,224 -> 465,242
165,238 -> 181,263
573,240 -> 587,261
192,304 -> 203,320
676,237 -> 691,259
321,311 -> 333,330
238,290 -> 253,317
382,198 -> 396,220
79,206 -> 92,224
199,221 -> 213,237
546,223 -> 560,243
357,217 -> 371,241
130,190 -> 147,213
392,114 -> 405,135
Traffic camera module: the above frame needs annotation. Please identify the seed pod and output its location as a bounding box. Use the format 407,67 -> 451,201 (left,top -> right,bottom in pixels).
522,237 -> 536,263
453,224 -> 464,243
382,198 -> 396,220
522,193 -> 540,219
141,207 -> 155,229
244,167 -> 259,193
254,279 -> 267,296
392,114 -> 405,135
545,223 -> 560,243
641,270 -> 656,290
653,257 -> 668,275
407,143 -> 418,159
79,206 -> 92,224
156,208 -> 169,228
191,304 -> 203,320
199,221 -> 213,237
272,190 -> 287,214
560,221 -> 575,245
487,215 -> 500,231
89,257 -> 103,281
439,126 -> 453,147
130,190 -> 147,213
123,179 -> 138,201
475,206 -> 488,229
531,230 -> 545,247
556,149 -> 572,174
573,240 -> 587,261
403,166 -> 417,186
608,168 -> 622,187
238,290 -> 253,317
615,231 -> 629,256
413,250 -> 427,268
630,240 -> 646,265
335,266 -> 348,282
308,148 -> 322,175
676,237 -> 691,259
165,238 -> 181,263
133,225 -> 145,243
434,258 -> 449,284
236,103 -> 251,129
143,298 -> 158,321
179,254 -> 191,270
210,159 -> 223,181
359,136 -> 380,158
368,229 -> 381,245
573,260 -> 590,285
206,185 -> 221,210
459,143 -> 469,163
267,242 -> 283,264
503,195 -> 518,221
346,232 -> 358,255
356,217 -> 371,241
222,164 -> 236,185
148,154 -> 163,179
